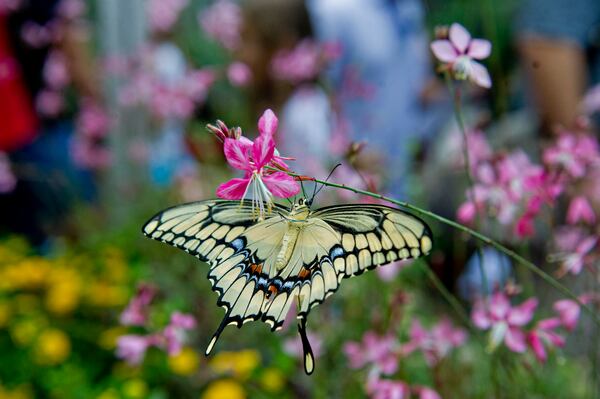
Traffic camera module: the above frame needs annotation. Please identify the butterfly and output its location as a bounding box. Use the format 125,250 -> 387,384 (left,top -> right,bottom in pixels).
142,197 -> 433,374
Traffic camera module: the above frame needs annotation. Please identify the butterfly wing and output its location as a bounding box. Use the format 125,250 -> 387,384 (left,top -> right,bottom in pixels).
142,200 -> 292,353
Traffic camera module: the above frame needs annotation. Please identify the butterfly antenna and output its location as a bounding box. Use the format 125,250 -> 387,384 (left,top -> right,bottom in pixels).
310,163 -> 342,204
300,178 -> 308,200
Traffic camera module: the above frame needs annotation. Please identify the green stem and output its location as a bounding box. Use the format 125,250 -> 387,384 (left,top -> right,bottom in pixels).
286,172 -> 600,326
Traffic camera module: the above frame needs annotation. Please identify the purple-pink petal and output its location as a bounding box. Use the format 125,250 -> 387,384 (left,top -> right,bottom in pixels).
553,299 -> 580,331
258,108 -> 278,137
252,134 -> 275,169
216,177 -> 250,199
469,61 -> 492,88
567,196 -> 596,225
223,138 -> 252,171
467,39 -> 492,60
430,40 -> 458,63
449,23 -> 471,53
528,332 -> 547,362
507,298 -> 538,326
263,171 -> 300,198
505,327 -> 527,353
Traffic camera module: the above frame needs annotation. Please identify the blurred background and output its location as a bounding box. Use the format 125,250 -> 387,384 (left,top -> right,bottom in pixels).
0,0 -> 600,397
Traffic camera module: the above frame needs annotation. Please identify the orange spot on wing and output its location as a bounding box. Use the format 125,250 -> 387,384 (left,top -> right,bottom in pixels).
250,263 -> 263,274
298,267 -> 311,279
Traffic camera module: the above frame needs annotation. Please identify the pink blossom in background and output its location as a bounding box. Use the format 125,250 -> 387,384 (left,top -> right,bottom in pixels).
199,0 -> 241,50
0,0 -> 22,14
216,109 -> 300,217
271,40 -> 322,84
430,23 -> 492,88
57,0 -> 86,20
415,387 -> 442,399
401,318 -> 467,365
376,260 -> 412,281
36,89 -> 64,117
343,331 -> 400,375
227,61 -> 252,87
43,50 -> 70,90
163,312 -> 197,355
70,137 -> 112,170
284,330 -> 323,359
527,318 -> 565,363
120,284 -> 157,327
0,152 -> 17,193
338,66 -> 376,101
472,292 -> 538,353
543,133 -> 600,178
553,227 -> 597,276
147,0 -> 188,33
566,196 -> 596,225
21,21 -> 55,48
116,334 -> 157,365
456,201 -> 477,224
76,100 -> 110,139
366,374 -> 410,399
553,299 -> 581,331
448,128 -> 492,173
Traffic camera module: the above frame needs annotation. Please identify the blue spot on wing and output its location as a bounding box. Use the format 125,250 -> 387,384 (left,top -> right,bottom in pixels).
231,238 -> 245,251
329,245 -> 344,259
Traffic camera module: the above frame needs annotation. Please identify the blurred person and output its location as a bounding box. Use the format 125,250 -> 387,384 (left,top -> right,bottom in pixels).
307,0 -> 448,197
237,0 -> 335,178
0,0 -> 100,248
518,0 -> 600,134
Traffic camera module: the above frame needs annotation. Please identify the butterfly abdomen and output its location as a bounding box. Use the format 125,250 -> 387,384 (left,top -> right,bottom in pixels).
275,223 -> 302,273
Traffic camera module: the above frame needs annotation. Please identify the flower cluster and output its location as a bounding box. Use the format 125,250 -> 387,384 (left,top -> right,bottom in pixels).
211,109 -> 300,219
146,0 -> 188,34
116,286 -> 197,365
471,291 -> 584,362
270,40 -> 329,84
431,23 -> 492,88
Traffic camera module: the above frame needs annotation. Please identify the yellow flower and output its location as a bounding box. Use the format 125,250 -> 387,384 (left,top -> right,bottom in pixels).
122,379 -> 148,399
0,302 -> 12,328
96,388 -> 120,399
3,259 -> 50,290
209,350 -> 261,379
259,368 -> 285,393
0,384 -> 34,399
34,329 -> 71,365
201,379 -> 245,399
99,327 -> 128,350
103,248 -> 128,283
45,282 -> 81,315
86,283 -> 128,307
168,347 -> 200,376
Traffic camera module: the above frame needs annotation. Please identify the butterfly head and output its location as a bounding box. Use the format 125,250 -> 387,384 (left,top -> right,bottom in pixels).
290,197 -> 311,219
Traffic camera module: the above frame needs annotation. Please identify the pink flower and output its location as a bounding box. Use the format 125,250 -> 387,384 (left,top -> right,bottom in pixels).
0,152 -> 16,193
36,90 -> 64,117
583,84 -> 600,116
553,299 -> 580,331
527,318 -> 565,363
566,196 -> 596,225
227,62 -> 252,87
43,50 -> 70,90
415,387 -> 442,399
76,100 -> 110,139
57,0 -> 86,20
559,236 -> 596,276
543,133 -> 600,178
271,40 -> 322,84
21,21 -> 54,48
401,318 -> 467,366
472,292 -> 538,353
147,0 -> 188,33
70,138 -> 112,170
431,23 -> 492,88
284,330 -> 323,359
120,284 -> 157,327
343,331 -> 400,375
216,110 -> 299,218
366,374 -> 410,399
163,312 -> 197,355
376,260 -> 411,282
457,201 -> 477,224
116,334 -> 155,365
199,0 -> 241,50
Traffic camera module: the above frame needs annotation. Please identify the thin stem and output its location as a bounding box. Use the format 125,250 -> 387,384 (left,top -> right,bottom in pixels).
284,171 -> 600,326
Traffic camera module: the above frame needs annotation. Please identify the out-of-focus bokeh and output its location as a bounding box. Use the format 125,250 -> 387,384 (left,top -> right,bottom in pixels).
1,0 -> 600,397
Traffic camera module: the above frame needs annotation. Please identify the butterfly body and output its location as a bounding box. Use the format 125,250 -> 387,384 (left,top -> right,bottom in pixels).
143,198 -> 433,374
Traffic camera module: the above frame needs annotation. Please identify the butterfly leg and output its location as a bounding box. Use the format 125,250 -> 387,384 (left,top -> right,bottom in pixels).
298,316 -> 314,375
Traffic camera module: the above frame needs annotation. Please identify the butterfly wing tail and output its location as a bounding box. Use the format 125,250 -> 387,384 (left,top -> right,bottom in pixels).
205,314 -> 229,356
298,316 -> 315,375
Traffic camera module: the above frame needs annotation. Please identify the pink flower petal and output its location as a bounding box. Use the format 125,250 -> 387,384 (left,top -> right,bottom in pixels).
216,177 -> 250,199
507,298 -> 538,326
223,138 -> 252,171
567,196 -> 596,225
418,387 -> 442,399
430,40 -> 458,63
258,108 -> 278,137
252,134 -> 275,169
471,304 -> 492,329
449,23 -> 471,54
489,292 -> 511,319
467,39 -> 492,59
457,201 -> 476,224
262,171 -> 300,198
505,327 -> 527,353
528,332 -> 547,362
469,61 -> 492,89
553,299 -> 580,331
